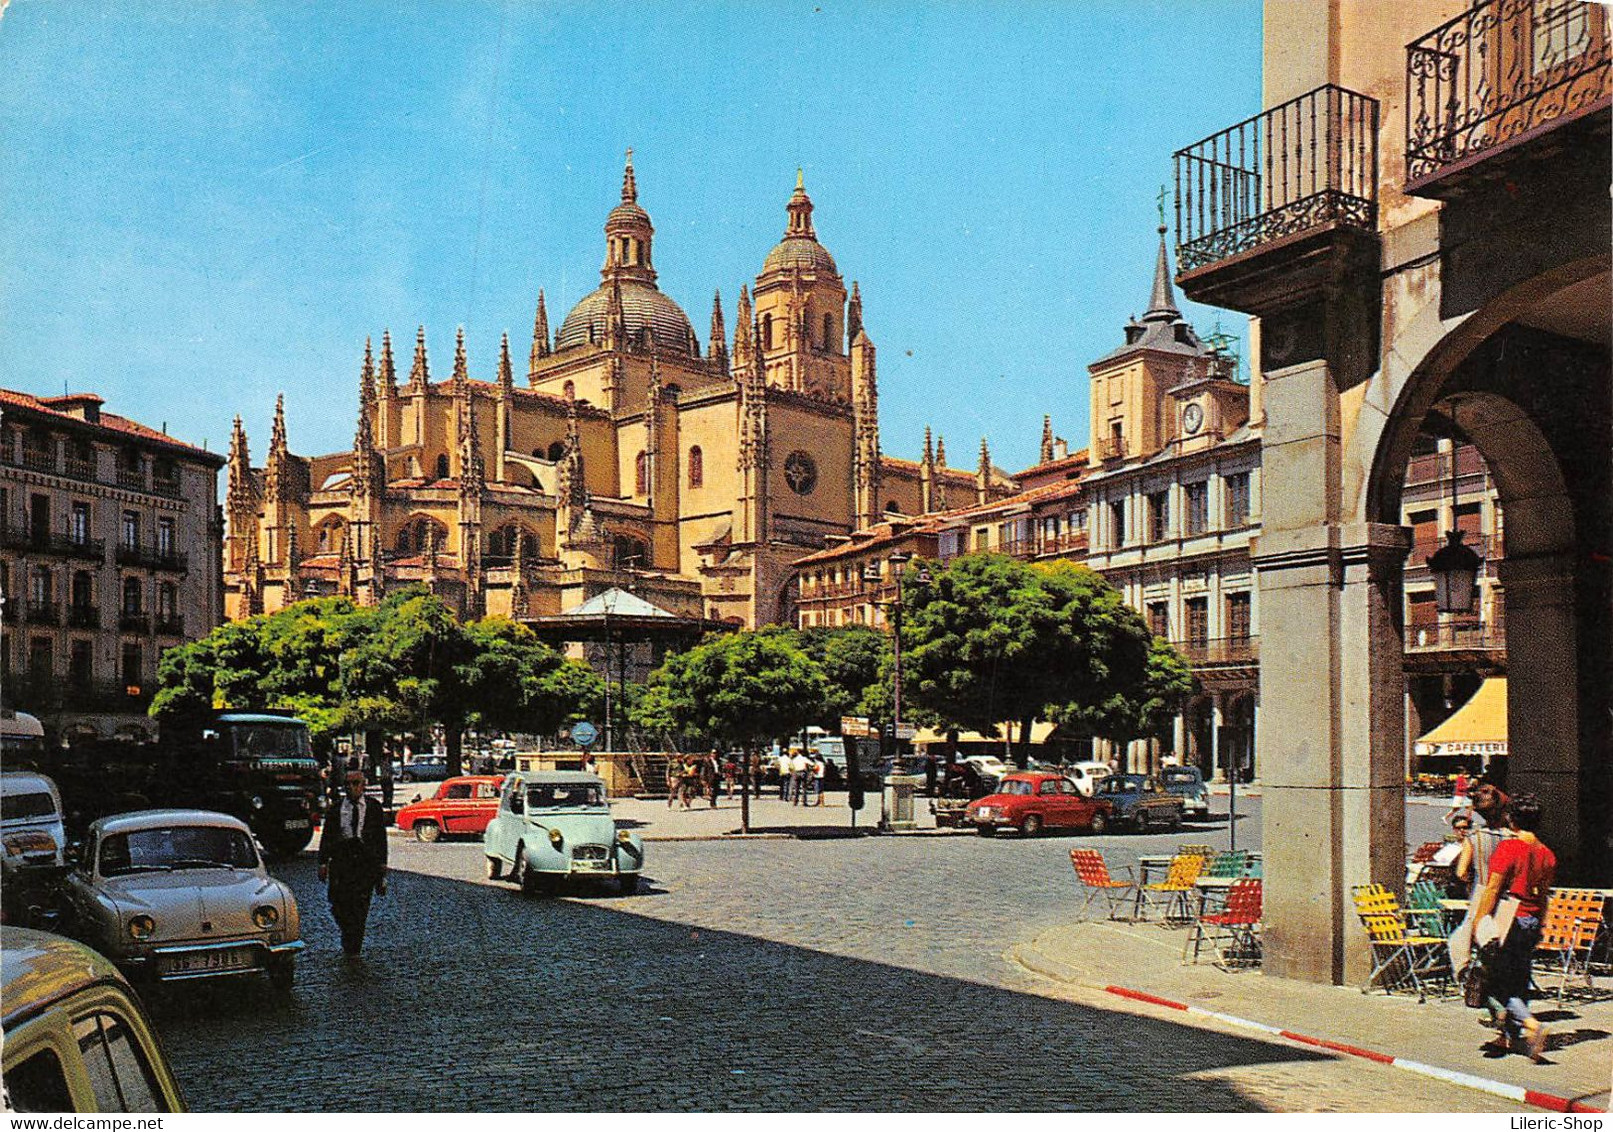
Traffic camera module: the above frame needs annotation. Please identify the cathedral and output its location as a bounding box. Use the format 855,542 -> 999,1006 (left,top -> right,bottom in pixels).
223,155 -> 1007,628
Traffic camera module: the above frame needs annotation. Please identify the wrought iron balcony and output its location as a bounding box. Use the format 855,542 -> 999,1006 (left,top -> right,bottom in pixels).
115,467 -> 146,491
154,614 -> 185,636
1406,619 -> 1506,652
62,456 -> 98,483
115,543 -> 188,571
1099,436 -> 1126,462
66,603 -> 101,629
7,528 -> 107,562
1178,635 -> 1260,667
119,611 -> 150,633
151,475 -> 182,499
1173,85 -> 1379,316
1406,0 -> 1611,194
25,601 -> 60,625
20,448 -> 56,473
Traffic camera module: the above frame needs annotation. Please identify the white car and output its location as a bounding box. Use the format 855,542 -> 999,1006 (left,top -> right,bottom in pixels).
1066,760 -> 1115,798
62,809 -> 303,988
1,770 -> 68,926
483,771 -> 644,896
963,756 -> 1010,785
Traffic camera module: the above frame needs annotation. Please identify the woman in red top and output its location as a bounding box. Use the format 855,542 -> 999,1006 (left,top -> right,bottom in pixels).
1474,793 -> 1556,1061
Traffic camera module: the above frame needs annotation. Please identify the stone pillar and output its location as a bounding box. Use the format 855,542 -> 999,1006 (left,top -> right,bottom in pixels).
1253,359 -> 1408,985
1497,552 -> 1581,875
1172,712 -> 1186,769
1210,692 -> 1224,782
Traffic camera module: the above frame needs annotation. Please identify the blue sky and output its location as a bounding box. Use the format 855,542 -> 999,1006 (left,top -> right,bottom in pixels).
0,1 -> 1260,474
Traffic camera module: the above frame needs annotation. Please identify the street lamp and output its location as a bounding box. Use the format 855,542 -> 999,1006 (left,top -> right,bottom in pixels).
1427,441 -> 1482,614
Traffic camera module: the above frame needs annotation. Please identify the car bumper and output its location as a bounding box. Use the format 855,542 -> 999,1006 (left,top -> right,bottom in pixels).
123,938 -> 305,981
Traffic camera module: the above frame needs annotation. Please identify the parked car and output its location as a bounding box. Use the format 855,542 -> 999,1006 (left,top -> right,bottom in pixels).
2,771 -> 68,926
483,771 -> 644,896
394,776 -> 504,842
1160,765 -> 1211,816
2,927 -> 186,1111
965,771 -> 1115,837
963,755 -> 1010,786
60,810 -> 304,988
1093,774 -> 1185,832
399,756 -> 450,783
1065,760 -> 1115,798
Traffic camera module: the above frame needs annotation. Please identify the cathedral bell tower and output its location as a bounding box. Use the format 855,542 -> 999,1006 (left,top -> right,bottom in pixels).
752,171 -> 851,401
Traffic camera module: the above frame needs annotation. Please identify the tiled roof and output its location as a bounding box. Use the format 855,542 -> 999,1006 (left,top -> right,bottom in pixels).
1,387 -> 224,464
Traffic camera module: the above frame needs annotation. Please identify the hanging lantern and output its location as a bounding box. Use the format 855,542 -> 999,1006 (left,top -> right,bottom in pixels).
1428,530 -> 1481,614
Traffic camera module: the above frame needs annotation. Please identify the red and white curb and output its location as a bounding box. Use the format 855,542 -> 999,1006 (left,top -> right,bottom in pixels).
1104,985 -> 1607,1114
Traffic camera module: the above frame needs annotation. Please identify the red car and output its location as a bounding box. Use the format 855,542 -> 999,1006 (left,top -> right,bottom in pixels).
394,776 -> 504,842
965,771 -> 1114,837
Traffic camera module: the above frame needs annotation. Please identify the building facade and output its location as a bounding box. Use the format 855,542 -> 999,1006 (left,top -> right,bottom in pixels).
1171,0 -> 1609,983
224,158 -> 1009,632
1,390 -> 225,741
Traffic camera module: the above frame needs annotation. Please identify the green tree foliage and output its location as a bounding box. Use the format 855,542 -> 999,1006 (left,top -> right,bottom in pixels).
796,625 -> 890,728
631,630 -> 827,753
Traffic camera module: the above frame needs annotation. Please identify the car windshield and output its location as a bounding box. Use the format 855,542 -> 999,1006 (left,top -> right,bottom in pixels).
528,784 -> 604,809
1,791 -> 57,821
231,723 -> 313,762
99,826 -> 259,875
998,780 -> 1032,796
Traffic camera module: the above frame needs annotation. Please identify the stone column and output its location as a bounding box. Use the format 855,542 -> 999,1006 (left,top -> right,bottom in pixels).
1210,692 -> 1224,782
1253,359 -> 1408,985
1497,552 -> 1581,874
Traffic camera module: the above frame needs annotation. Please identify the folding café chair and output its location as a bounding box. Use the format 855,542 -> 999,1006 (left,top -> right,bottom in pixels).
1404,879 -> 1451,937
1136,852 -> 1207,924
1352,883 -> 1451,1001
1176,843 -> 1213,861
1069,848 -> 1137,921
1183,878 -> 1262,967
1535,888 -> 1606,1002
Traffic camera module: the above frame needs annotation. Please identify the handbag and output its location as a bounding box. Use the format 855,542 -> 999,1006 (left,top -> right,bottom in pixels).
1462,962 -> 1488,1009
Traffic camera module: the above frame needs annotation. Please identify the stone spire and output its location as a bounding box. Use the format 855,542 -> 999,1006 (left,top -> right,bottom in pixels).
377,329 -> 397,398
226,415 -> 254,519
709,290 -> 728,376
336,526 -> 354,596
264,393 -> 289,504
451,326 -> 468,392
1040,415 -> 1055,464
933,436 -> 950,511
528,291 -> 550,377
358,337 -> 376,411
785,167 -> 815,239
732,285 -> 753,377
850,318 -> 881,528
976,437 -> 992,504
920,427 -> 935,514
497,331 -> 514,395
408,326 -> 430,390
847,281 -> 863,341
621,146 -> 638,203
458,389 -> 484,495
1144,224 -> 1181,322
737,317 -> 770,542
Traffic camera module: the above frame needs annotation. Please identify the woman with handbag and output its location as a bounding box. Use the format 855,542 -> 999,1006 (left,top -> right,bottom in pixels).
1472,793 -> 1556,1061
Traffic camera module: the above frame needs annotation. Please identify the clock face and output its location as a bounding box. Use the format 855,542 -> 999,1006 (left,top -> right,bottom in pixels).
1183,402 -> 1205,436
783,450 -> 818,495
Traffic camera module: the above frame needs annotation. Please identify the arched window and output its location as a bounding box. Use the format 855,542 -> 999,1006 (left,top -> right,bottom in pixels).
761,314 -> 773,351
612,535 -> 648,570
635,451 -> 649,495
397,517 -> 447,556
71,571 -> 93,609
317,519 -> 345,552
121,576 -> 142,616
547,441 -> 565,461
823,313 -> 834,351
435,454 -> 450,480
158,582 -> 177,621
688,446 -> 703,489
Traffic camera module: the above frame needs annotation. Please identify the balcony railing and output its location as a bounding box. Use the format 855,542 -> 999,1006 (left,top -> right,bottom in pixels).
1408,532 -> 1497,568
63,456 -> 97,483
25,601 -> 60,625
151,476 -> 182,499
1178,635 -> 1260,666
1174,85 -> 1379,273
115,543 -> 188,571
1099,436 -> 1125,462
5,528 -> 108,562
1035,531 -> 1091,559
1406,619 -> 1506,651
154,614 -> 185,636
115,467 -> 145,490
118,611 -> 150,634
20,448 -> 56,473
1406,0 -> 1611,187
66,604 -> 101,629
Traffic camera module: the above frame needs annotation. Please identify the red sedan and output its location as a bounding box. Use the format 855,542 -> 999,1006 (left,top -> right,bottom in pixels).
394,776 -> 504,842
965,772 -> 1114,837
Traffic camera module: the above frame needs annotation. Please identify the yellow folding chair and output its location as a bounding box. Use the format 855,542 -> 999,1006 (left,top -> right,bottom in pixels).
1137,852 -> 1207,923
1535,888 -> 1606,1002
1352,883 -> 1451,1001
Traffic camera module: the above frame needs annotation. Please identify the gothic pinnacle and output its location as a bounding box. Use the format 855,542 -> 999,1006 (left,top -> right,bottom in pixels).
848,281 -> 863,341
710,291 -> 727,364
378,329 -> 397,395
923,426 -> 934,466
978,436 -> 991,474
451,326 -> 468,390
497,332 -> 514,393
359,337 -> 376,407
409,326 -> 429,389
936,435 -> 947,468
529,291 -> 550,376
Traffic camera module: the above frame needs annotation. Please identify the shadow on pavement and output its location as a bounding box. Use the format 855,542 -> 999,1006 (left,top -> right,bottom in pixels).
149,857 -> 1336,1112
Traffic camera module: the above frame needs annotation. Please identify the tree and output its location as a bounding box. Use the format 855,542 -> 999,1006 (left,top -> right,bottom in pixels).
797,625 -> 890,729
632,630 -> 827,830
458,617 -> 605,738
1053,635 -> 1195,749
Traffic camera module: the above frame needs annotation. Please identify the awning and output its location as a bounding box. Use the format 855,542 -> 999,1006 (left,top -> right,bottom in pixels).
913,721 -> 1058,746
1413,676 -> 1508,758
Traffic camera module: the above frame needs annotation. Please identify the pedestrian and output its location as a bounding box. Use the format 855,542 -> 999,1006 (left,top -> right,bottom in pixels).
378,751 -> 395,810
776,749 -> 793,801
813,754 -> 827,806
1473,793 -> 1555,1061
706,749 -> 721,809
790,748 -> 811,806
749,752 -> 763,798
666,759 -> 680,808
1447,782 -> 1513,975
1452,767 -> 1471,811
317,770 -> 388,957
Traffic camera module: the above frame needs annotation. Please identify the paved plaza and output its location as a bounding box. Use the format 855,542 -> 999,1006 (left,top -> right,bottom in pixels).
141,791 -> 1611,1112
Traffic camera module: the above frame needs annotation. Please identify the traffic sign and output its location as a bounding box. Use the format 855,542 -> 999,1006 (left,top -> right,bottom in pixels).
840,716 -> 872,737
894,724 -> 918,740
571,721 -> 598,747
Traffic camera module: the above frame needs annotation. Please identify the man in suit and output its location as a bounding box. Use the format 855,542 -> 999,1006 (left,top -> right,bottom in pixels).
318,769 -> 388,956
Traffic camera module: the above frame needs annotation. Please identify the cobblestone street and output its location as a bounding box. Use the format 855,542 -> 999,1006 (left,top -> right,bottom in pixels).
138,796 -> 1523,1112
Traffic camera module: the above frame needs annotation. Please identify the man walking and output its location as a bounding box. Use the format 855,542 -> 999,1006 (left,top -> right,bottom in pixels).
318,769 -> 388,957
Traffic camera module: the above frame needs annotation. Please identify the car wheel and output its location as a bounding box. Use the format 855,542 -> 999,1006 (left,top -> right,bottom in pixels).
267,956 -> 295,991
515,847 -> 542,896
975,825 -> 996,837
617,873 -> 640,896
1088,811 -> 1108,836
1019,813 -> 1043,837
414,821 -> 441,844
485,855 -> 503,881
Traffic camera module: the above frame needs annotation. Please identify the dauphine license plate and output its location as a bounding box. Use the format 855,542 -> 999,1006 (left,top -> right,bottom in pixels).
164,948 -> 255,976
283,819 -> 310,830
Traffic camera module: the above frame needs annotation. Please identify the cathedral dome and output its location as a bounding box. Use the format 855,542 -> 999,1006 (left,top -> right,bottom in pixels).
554,280 -> 699,357
759,170 -> 840,280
